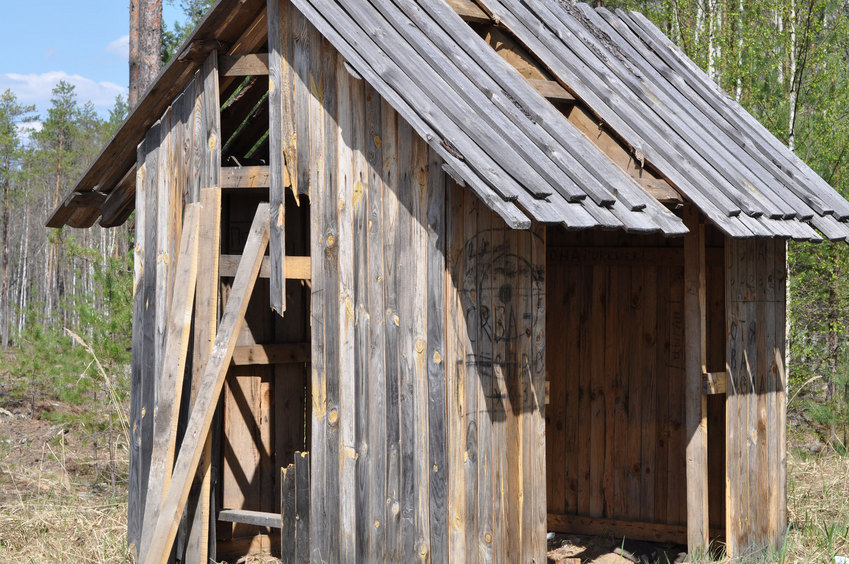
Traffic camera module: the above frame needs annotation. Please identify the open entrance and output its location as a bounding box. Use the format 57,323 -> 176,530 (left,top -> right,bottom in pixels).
212,189 -> 312,560
544,225 -> 726,555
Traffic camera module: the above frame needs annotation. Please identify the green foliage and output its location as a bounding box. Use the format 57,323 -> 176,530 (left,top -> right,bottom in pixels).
161,0 -> 216,63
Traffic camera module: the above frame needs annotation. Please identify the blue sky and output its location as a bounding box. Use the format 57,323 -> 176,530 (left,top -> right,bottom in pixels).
0,1 -> 185,121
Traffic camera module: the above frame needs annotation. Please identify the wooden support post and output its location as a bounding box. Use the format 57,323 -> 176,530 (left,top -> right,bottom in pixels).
684,205 -> 709,553
267,0 -> 296,315
139,203 -> 201,562
142,204 -> 270,564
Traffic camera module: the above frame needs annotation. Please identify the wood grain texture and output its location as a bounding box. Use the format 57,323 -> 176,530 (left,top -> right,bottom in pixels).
139,203 -> 201,563
684,206 -> 709,552
545,229 -> 690,542
267,0 -> 288,314
724,237 -> 787,558
185,187 -> 221,564
143,204 -> 269,564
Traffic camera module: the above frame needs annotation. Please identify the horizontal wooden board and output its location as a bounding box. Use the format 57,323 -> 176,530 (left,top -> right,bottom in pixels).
219,255 -> 310,279
218,509 -> 282,528
548,513 -> 724,545
231,343 -> 311,366
219,53 -> 270,76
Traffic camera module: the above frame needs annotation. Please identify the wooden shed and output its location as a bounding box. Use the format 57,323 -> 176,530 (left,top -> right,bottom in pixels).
49,0 -> 849,562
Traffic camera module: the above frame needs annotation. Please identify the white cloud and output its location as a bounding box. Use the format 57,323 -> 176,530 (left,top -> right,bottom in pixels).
16,121 -> 43,144
105,35 -> 129,60
0,71 -> 127,115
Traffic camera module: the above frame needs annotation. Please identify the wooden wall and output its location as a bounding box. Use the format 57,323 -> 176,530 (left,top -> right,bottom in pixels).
291,6 -> 547,561
545,228 -> 727,544
725,238 -> 787,557
129,53 -> 220,556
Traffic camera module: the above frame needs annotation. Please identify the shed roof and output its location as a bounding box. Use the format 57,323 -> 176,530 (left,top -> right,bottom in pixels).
48,0 -> 849,242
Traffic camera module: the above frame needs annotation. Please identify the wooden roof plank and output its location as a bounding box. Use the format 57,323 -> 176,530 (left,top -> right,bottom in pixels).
367,0 -> 592,203
474,0 -> 753,238
46,0 -> 267,228
604,8 -> 827,222
326,0 -> 560,201
292,0 -> 531,228
535,0 -> 783,219
408,0 -> 684,222
622,9 -> 849,221
583,5 -> 804,220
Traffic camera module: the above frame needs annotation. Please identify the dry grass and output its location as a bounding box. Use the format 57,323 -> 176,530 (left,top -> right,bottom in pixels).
0,443 -> 132,563
784,451 -> 849,563
0,422 -> 846,563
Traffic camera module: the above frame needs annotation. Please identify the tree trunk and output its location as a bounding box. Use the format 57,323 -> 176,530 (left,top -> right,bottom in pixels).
2,155 -> 10,347
129,0 -> 163,109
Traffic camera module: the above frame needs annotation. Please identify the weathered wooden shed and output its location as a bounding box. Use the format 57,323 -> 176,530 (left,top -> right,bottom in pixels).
49,0 -> 849,562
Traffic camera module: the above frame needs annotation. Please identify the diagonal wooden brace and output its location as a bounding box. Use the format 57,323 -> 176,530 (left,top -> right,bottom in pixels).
143,203 -> 270,564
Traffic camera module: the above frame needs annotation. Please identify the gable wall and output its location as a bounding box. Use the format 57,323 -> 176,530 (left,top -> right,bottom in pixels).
287,5 -> 547,561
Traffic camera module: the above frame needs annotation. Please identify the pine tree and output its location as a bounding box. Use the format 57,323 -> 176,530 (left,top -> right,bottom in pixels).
0,90 -> 35,347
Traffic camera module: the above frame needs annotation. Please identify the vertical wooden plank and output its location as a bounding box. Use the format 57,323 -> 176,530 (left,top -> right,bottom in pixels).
380,98 -> 402,563
197,52 -> 221,200
641,267 -> 658,523
602,264 -> 618,519
186,187 -> 221,564
756,240 -> 769,548
155,108 -> 173,398
446,180 -> 466,562
684,206 -> 709,552
186,52 -> 221,561
396,115 -> 417,561
588,264 -> 607,519
530,224 -> 546,564
426,146 -> 448,563
267,0 -> 288,315
295,452 -> 311,562
563,262 -> 580,516
365,83 -> 387,562
319,29 -> 341,563
775,240 -> 788,549
654,265 -> 671,525
626,267 -> 644,520
461,187 -> 480,564
139,204 -> 201,562
281,466 -> 296,563
476,201 -> 494,564
517,226 -> 534,560
140,122 -> 161,552
129,135 -> 149,556
490,221 -> 508,562
545,255 -> 563,516
349,73 -> 370,563
745,239 -> 758,550
575,263 -> 592,518
411,133 -> 432,561
667,263 -> 685,526
613,265 -> 630,521
304,10 -> 334,562
726,236 -> 746,557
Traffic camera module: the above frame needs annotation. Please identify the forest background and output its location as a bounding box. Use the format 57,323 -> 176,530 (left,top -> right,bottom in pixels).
0,0 -> 848,561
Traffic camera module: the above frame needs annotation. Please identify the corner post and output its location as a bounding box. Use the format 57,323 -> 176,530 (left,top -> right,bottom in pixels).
684,205 -> 709,553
